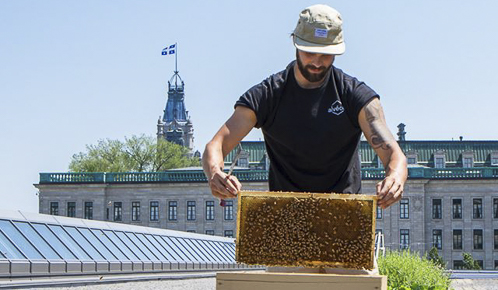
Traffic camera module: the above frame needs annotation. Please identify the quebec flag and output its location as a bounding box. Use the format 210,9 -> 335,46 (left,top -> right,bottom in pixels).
162,44 -> 176,55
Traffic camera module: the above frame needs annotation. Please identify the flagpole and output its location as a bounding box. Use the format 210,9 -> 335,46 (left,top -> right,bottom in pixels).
175,42 -> 178,73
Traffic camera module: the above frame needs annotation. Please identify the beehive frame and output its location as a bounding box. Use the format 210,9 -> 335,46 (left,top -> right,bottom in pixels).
235,191 -> 377,270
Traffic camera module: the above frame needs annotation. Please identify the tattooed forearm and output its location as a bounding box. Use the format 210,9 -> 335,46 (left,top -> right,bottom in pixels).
364,101 -> 394,151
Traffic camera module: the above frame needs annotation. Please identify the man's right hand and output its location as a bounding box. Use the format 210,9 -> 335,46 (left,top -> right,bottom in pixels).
202,106 -> 257,200
207,167 -> 241,200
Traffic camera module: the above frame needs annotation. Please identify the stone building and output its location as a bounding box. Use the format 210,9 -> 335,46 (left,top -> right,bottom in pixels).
37,140 -> 498,269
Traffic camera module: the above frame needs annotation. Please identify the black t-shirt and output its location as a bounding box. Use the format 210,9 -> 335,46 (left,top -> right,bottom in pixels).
235,61 -> 379,193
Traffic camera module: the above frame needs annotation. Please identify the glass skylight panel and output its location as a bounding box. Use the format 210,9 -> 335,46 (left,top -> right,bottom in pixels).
205,241 -> 229,262
14,222 -> 60,260
31,223 -> 76,260
0,220 -> 43,259
135,233 -> 167,261
166,237 -> 197,261
176,237 -> 206,261
0,250 -> 5,259
158,236 -> 191,262
206,241 -> 228,261
91,229 -> 129,261
211,241 -> 233,261
64,227 -> 105,261
48,225 -> 91,260
78,228 -> 117,261
0,230 -> 25,259
102,230 -> 139,261
152,235 -> 184,262
114,231 -> 149,261
191,239 -> 218,262
144,234 -> 176,262
124,232 -> 159,261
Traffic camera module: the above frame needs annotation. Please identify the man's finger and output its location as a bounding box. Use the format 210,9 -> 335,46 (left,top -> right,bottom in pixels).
211,178 -> 233,199
227,175 -> 242,193
379,183 -> 402,208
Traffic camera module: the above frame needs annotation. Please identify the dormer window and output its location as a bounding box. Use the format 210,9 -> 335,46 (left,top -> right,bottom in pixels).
491,152 -> 498,166
463,157 -> 473,168
238,157 -> 249,168
406,151 -> 418,165
462,151 -> 474,168
435,157 -> 445,168
434,151 -> 446,168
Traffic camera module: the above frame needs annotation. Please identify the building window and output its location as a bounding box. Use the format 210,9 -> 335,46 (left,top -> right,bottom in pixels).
84,202 -> 93,220
50,202 -> 59,216
492,156 -> 498,166
205,230 -> 214,235
400,198 -> 409,219
473,198 -> 483,219
432,199 -> 442,219
474,229 -> 483,250
400,229 -> 410,249
224,200 -> 234,220
67,202 -> 76,217
376,205 -> 382,219
205,201 -> 215,221
463,157 -> 473,168
495,260 -> 498,270
224,230 -> 234,238
187,230 -> 196,233
453,260 -> 464,270
168,201 -> 177,221
494,229 -> 498,250
238,158 -> 248,168
113,202 -> 122,221
187,201 -> 196,221
435,157 -> 445,168
131,202 -> 140,221
150,201 -> 159,221
453,230 -> 462,250
407,157 -> 416,165
453,199 -> 462,219
494,198 -> 498,219
433,229 -> 442,250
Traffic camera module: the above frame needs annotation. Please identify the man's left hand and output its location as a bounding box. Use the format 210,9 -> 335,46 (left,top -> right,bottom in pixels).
376,174 -> 404,209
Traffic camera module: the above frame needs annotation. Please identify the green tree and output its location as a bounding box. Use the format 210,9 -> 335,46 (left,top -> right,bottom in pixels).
69,135 -> 199,172
462,252 -> 481,270
427,246 -> 446,269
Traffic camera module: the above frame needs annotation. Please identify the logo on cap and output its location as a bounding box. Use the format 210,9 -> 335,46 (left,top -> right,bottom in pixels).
314,28 -> 328,38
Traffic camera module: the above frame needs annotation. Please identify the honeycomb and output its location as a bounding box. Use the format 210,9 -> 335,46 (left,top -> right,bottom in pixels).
235,191 -> 377,270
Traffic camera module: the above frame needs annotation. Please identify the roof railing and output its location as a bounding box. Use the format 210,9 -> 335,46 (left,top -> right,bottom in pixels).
39,168 -> 498,184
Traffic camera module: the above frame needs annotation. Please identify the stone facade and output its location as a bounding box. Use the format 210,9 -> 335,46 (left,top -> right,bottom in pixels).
36,178 -> 498,269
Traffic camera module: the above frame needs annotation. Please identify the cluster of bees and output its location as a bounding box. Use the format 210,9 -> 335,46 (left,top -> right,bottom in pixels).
236,193 -> 375,270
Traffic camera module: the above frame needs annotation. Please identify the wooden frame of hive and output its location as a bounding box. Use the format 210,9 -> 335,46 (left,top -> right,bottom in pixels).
235,191 -> 377,270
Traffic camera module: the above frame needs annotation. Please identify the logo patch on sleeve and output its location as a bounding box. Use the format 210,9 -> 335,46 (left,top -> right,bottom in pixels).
314,28 -> 328,38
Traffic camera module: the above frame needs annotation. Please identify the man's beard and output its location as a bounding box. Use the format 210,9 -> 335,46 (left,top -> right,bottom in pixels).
296,51 -> 331,83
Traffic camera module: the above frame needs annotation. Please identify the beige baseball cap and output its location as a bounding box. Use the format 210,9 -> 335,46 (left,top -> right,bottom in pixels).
293,4 -> 345,55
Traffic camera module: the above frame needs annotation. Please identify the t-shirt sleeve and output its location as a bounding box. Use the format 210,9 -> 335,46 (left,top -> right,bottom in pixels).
235,77 -> 274,129
344,78 -> 379,128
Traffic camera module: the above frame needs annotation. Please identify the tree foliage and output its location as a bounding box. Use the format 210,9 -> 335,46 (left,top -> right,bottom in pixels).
462,252 -> 481,270
69,135 -> 199,172
428,247 -> 446,269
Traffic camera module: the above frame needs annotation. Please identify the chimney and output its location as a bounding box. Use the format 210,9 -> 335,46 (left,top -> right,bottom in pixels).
459,136 -> 463,141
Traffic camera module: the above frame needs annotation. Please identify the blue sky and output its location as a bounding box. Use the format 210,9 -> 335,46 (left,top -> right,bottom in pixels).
1,0 -> 497,213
